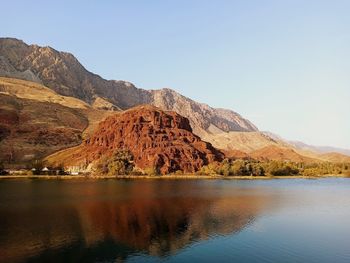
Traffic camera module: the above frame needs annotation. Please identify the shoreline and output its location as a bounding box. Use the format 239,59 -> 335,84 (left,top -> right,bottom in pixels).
0,174 -> 348,180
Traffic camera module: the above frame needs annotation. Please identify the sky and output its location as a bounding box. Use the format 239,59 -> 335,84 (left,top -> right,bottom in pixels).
1,0 -> 349,148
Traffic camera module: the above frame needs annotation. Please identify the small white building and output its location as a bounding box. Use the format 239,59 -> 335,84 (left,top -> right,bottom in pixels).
66,165 -> 84,175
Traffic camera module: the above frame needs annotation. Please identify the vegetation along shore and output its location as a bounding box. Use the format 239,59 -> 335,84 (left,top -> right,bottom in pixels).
2,156 -> 349,179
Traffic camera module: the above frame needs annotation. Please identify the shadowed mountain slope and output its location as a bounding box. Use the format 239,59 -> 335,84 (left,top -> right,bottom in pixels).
0,77 -> 112,165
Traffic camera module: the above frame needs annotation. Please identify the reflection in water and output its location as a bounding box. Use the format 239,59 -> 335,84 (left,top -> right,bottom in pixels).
0,180 -> 275,262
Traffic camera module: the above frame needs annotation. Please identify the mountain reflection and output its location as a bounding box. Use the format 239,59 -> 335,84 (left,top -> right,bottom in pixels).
0,180 -> 275,262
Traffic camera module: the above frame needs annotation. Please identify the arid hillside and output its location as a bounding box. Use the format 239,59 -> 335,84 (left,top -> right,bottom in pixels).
250,145 -> 319,163
47,105 -> 224,174
0,77 -> 112,165
319,152 -> 350,163
203,131 -> 286,153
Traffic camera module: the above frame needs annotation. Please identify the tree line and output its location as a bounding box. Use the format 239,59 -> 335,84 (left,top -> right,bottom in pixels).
197,159 -> 350,177
2,150 -> 349,177
94,150 -> 350,177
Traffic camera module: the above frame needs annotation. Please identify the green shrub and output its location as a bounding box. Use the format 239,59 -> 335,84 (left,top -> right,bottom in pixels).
0,161 -> 8,175
96,149 -> 134,175
144,166 -> 159,176
174,170 -> 183,175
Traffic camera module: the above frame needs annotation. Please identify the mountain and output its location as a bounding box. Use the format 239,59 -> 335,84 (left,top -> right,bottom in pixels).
1,38 -> 348,165
0,38 -> 257,138
288,140 -> 350,156
318,152 -> 350,163
0,77 -> 112,165
1,76 -> 347,166
263,131 -> 350,161
47,105 -> 224,174
203,131 -> 287,153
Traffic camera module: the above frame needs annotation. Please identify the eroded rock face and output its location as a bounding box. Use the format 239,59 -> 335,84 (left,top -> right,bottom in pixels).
82,105 -> 224,174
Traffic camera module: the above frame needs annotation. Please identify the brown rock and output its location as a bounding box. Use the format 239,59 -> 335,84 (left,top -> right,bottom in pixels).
77,105 -> 224,174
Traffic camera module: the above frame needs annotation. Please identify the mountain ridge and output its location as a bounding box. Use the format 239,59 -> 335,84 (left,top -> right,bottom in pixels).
0,37 -> 257,138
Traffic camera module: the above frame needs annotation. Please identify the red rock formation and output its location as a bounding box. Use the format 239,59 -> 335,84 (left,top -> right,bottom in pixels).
82,105 -> 224,174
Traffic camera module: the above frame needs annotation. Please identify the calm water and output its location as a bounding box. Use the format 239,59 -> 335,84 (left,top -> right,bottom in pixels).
0,178 -> 350,263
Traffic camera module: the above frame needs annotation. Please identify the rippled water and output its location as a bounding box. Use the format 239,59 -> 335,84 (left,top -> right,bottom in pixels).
0,178 -> 350,262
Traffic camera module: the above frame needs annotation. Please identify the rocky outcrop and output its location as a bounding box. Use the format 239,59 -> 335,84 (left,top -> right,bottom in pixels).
0,38 -> 258,138
59,105 -> 224,174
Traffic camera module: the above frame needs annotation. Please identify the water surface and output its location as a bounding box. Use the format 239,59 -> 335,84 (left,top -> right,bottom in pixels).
0,178 -> 350,262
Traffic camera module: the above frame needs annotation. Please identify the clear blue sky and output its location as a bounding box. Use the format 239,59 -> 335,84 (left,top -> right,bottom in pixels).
1,0 -> 349,148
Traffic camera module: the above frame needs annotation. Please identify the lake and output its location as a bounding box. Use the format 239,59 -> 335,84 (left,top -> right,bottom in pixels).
0,178 -> 350,263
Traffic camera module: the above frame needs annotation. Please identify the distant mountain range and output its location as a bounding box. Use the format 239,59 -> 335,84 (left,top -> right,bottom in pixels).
288,141 -> 350,156
0,37 -> 349,168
